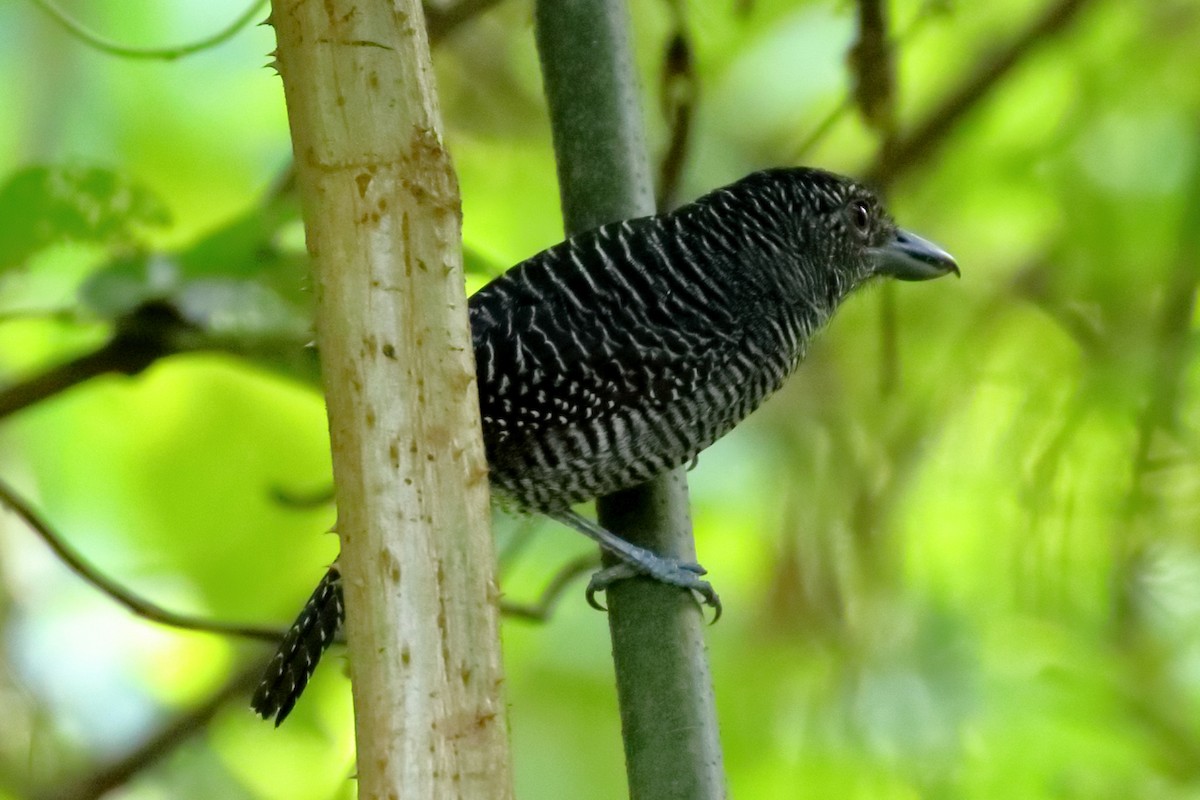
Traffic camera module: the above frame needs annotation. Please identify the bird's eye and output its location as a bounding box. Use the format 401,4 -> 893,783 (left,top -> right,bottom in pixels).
847,201 -> 871,234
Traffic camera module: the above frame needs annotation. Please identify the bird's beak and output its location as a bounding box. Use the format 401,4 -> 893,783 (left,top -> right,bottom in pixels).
869,229 -> 958,281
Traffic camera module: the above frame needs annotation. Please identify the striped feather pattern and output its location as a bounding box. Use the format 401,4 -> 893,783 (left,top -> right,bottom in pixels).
472,167 -> 881,511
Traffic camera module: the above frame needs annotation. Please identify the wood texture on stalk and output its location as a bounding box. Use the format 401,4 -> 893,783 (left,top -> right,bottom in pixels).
269,0 -> 512,797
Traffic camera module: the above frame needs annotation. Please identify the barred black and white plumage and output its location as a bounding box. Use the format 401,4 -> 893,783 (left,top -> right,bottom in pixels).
475,169 -> 863,511
252,566 -> 343,726
252,167 -> 957,724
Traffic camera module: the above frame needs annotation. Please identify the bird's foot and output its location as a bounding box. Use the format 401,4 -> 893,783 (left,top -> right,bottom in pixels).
586,559 -> 722,622
551,509 -> 722,621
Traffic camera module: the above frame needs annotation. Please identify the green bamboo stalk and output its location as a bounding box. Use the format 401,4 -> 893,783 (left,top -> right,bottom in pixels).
533,2 -> 727,798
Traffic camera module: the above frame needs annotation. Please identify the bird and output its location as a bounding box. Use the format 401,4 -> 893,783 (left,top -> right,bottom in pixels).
251,166 -> 957,724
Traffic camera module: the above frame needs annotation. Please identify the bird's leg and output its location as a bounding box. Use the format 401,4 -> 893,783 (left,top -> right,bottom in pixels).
550,509 -> 721,619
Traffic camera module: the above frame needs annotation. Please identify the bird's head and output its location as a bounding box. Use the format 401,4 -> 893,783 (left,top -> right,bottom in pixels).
739,168 -> 958,290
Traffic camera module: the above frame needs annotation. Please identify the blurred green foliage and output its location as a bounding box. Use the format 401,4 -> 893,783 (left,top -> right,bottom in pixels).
1,0 -> 1198,798
0,165 -> 170,273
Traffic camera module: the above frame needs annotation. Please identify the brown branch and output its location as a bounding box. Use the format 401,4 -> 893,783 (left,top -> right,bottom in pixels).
33,660 -> 266,800
791,3 -> 942,164
0,475 -> 284,642
0,456 -> 600,650
0,341 -> 143,419
0,302 -> 193,421
849,0 -> 903,396
270,482 -> 336,509
850,0 -> 896,142
0,302 -> 321,423
500,554 -> 599,621
867,0 -> 1096,186
655,1 -> 697,211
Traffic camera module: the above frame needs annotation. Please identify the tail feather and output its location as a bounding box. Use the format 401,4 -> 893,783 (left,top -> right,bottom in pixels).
252,566 -> 344,726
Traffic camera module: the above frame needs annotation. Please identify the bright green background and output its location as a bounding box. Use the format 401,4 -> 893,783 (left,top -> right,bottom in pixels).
2,0 -> 1199,798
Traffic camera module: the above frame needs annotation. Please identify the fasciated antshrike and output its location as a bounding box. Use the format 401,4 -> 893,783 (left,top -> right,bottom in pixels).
252,167 -> 957,724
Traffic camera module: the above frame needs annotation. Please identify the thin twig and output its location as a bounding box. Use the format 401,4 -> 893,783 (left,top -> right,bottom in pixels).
0,475 -> 285,642
791,97 -> 853,163
655,0 -> 697,211
0,302 -> 193,422
33,660 -> 266,800
850,0 -> 896,142
0,443 -> 599,642
270,483 -> 336,509
791,3 -> 941,164
29,0 -> 268,61
29,0 -> 499,62
495,515 -> 552,574
0,340 -> 143,420
867,0 -> 1095,186
500,554 -> 599,621
849,0 -> 901,396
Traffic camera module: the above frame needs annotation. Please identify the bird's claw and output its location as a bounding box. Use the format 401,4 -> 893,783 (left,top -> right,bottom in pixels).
585,578 -> 610,612
585,560 -> 722,622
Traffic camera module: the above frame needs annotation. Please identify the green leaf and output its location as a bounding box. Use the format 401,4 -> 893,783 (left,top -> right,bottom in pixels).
176,278 -> 310,338
0,165 -> 171,272
77,254 -> 182,319
175,198 -> 312,309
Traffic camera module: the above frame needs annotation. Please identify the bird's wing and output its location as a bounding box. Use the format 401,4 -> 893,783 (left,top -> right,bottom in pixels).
470,224 -> 739,437
474,300 -> 734,438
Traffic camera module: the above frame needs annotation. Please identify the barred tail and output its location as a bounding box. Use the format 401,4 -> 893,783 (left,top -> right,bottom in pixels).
252,566 -> 344,726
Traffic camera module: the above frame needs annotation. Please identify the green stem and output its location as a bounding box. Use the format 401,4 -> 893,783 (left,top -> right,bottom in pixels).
534,2 -> 726,798
30,0 -> 268,61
